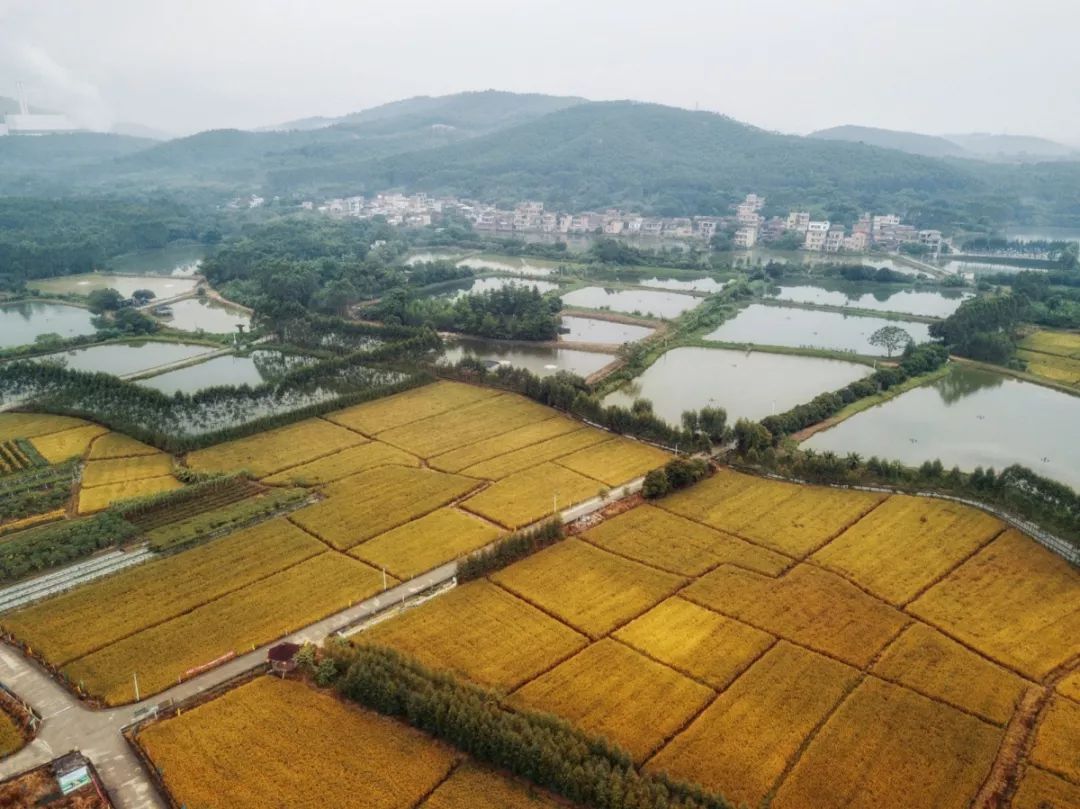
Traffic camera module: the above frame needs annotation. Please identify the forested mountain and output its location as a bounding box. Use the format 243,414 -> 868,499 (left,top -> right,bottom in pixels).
809,125 -> 969,158
2,92 -> 1080,228
945,132 -> 1078,161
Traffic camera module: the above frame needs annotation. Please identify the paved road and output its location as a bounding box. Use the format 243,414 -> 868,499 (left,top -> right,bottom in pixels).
0,480 -> 638,807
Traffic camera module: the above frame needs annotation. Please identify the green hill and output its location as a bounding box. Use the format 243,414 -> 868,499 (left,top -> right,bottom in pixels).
809,125 -> 969,159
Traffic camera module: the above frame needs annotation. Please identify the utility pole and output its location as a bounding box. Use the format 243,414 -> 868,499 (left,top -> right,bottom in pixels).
133,672 -> 140,703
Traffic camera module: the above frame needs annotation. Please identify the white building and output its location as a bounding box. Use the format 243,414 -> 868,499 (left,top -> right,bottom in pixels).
734,227 -> 758,248
804,221 -> 830,251
824,226 -> 846,253
785,211 -> 811,232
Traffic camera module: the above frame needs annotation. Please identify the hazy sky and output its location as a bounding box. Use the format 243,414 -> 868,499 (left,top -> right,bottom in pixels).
1,0 -> 1076,142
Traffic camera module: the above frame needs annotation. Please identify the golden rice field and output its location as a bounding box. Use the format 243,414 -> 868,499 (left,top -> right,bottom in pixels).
290,465 -> 481,549
77,474 -> 183,514
812,495 -> 1003,605
377,395 -> 554,459
3,519 -> 324,666
614,597 -> 774,689
363,581 -> 588,690
66,553 -> 388,704
1029,696 -> 1080,784
0,413 -> 87,442
580,504 -> 789,577
908,529 -> 1080,679
462,462 -> 600,528
326,379 -> 500,435
81,452 -> 174,488
0,509 -> 65,535
770,677 -> 1003,809
351,507 -> 500,580
554,438 -> 672,486
1016,349 -> 1080,387
355,465 -> 1080,809
512,638 -> 714,763
30,423 -> 109,464
427,415 -> 582,473
460,427 -> 610,480
420,763 -> 566,809
1019,329 -> 1080,358
185,417 -> 366,477
262,441 -> 420,485
138,676 -> 460,809
87,432 -> 158,459
490,538 -> 686,638
1011,766 -> 1080,809
645,642 -> 860,808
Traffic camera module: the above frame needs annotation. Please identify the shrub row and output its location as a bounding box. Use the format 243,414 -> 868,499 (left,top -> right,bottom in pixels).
456,519 -> 564,582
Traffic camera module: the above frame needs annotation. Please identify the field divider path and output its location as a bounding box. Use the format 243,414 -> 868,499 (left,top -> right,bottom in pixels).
898,527 -> 1008,610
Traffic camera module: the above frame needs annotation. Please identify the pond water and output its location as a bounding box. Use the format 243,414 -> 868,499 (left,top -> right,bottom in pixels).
604,347 -> 873,424
561,287 -> 701,319
456,254 -> 562,277
138,350 -> 314,395
0,302 -> 96,348
804,365 -> 1080,489
726,249 -> 921,276
156,297 -> 251,333
108,244 -> 205,276
638,276 -> 726,293
405,250 -> 468,266
559,316 -> 655,344
704,305 -> 932,355
765,284 -> 971,318
38,341 -> 218,378
29,274 -> 199,299
938,259 -> 1048,276
440,337 -> 614,378
428,276 -> 559,300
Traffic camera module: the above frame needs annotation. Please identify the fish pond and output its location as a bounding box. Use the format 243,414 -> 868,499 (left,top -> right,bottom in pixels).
559,316 -> 655,344
38,341 -> 218,378
804,364 -> 1080,489
704,304 -> 932,355
764,283 -> 971,318
561,287 -> 701,319
440,337 -> 614,379
156,298 -> 252,333
29,274 -> 199,300
604,346 -> 872,424
108,243 -> 206,276
426,276 -> 559,299
0,302 -> 96,349
138,350 -> 315,395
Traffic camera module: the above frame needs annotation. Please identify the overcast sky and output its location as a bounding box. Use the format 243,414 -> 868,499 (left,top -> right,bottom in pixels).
1,0 -> 1076,142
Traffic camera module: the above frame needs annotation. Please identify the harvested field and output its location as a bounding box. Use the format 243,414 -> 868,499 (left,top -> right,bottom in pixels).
2,519 -> 324,666
683,564 -> 908,667
554,438 -> 672,487
1012,766 -> 1080,809
143,488 -> 307,550
0,508 -> 65,535
490,539 -> 686,638
77,474 -> 182,514
1029,696 -> 1080,784
736,486 -> 887,557
428,417 -> 582,474
376,394 -> 552,458
138,676 -> 459,809
1019,329 -> 1080,357
580,504 -> 789,576
121,478 -> 262,531
513,638 -> 714,763
0,708 -> 22,757
646,642 -> 859,808
460,427 -> 610,480
30,424 -> 109,463
420,763 -> 565,809
614,597 -> 775,689
870,623 -> 1027,725
813,495 -> 1003,604
326,380 -> 499,435
0,413 -> 87,442
351,508 -> 500,580
262,441 -> 419,485
66,553 -> 387,704
771,677 -> 1002,809
81,452 -> 174,488
290,465 -> 481,549
87,432 -> 158,459
186,418 -> 366,477
462,462 -> 599,528
361,581 -> 587,690
908,530 -> 1080,679
1017,349 -> 1080,387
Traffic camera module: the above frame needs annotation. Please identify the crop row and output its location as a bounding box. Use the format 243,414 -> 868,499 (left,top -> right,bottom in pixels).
121,477 -> 264,531
145,488 -> 309,550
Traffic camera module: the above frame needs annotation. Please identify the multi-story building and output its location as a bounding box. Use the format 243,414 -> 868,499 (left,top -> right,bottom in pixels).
785,211 -> 811,233
843,232 -> 870,252
733,227 -> 758,249
804,221 -> 831,251
919,230 -> 943,253
824,225 -> 846,253
640,219 -> 665,236
603,219 -> 625,235
664,218 -> 694,237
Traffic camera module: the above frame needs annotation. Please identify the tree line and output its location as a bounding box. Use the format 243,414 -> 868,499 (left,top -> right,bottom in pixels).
325,644 -> 733,809
372,285 -> 563,341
